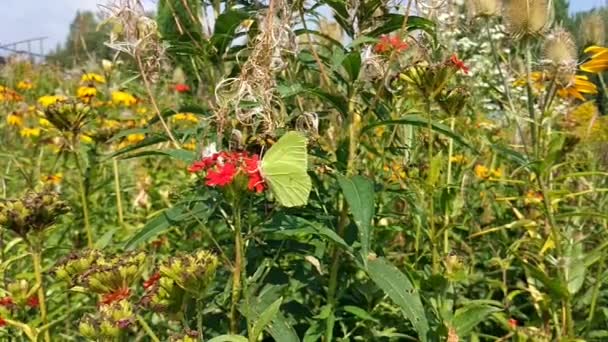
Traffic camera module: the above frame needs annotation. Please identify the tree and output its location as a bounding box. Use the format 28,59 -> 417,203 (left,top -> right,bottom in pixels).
47,11 -> 112,66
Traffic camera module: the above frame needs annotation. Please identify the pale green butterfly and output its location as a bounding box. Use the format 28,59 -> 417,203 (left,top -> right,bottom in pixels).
260,131 -> 312,207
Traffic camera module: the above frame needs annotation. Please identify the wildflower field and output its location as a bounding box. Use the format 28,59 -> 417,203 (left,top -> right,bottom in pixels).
1,0 -> 608,340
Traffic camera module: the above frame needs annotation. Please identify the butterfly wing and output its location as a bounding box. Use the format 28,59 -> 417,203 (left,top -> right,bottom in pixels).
261,131 -> 311,207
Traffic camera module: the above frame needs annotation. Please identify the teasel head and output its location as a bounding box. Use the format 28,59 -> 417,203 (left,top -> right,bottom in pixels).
543,27 -> 577,85
503,0 -> 551,38
581,12 -> 606,46
467,0 -> 501,18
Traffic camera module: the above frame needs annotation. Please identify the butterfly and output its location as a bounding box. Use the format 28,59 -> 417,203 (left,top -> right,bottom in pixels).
260,131 -> 312,207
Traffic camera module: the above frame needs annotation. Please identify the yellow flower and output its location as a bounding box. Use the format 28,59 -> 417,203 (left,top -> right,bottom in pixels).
450,154 -> 468,165
42,173 -> 63,185
474,164 -> 490,179
183,140 -> 197,150
580,45 -> 608,74
111,91 -> 137,107
490,168 -> 502,178
80,134 -> 94,144
17,80 -> 33,91
7,113 -> 23,126
103,119 -> 121,129
524,190 -> 543,205
513,71 -> 547,89
77,86 -> 97,100
38,95 -> 67,108
39,118 -> 52,127
81,73 -> 106,84
557,75 -> 598,101
126,133 -> 145,144
19,127 -> 41,138
136,107 -> 148,116
172,112 -> 199,123
0,86 -> 23,102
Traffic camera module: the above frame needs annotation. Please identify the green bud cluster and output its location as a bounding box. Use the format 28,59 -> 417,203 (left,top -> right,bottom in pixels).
159,250 -> 218,298
0,189 -> 68,237
79,300 -> 135,340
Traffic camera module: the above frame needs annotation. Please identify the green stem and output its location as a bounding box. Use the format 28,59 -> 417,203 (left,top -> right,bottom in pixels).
73,152 -> 93,248
587,253 -> 606,326
197,298 -> 204,341
524,39 -> 538,158
426,100 -> 438,274
32,248 -> 50,342
230,204 -> 244,334
443,116 -> 455,255
136,315 -> 160,342
113,158 -> 124,226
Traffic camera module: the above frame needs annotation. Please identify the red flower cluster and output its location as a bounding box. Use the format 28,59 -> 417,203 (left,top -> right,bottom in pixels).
374,35 -> 409,54
0,297 -> 13,307
174,83 -> 191,93
143,272 -> 161,291
100,287 -> 130,306
448,54 -> 469,74
26,296 -> 39,309
508,318 -> 518,329
188,151 -> 265,193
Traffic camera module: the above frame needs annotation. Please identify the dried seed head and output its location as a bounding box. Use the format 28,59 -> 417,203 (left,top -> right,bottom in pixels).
544,27 -> 577,83
581,13 -> 606,46
467,0 -> 501,18
503,0 -> 551,37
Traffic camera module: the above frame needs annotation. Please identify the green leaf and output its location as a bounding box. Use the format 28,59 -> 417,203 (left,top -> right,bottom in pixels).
565,240 -> 586,295
268,214 -> 352,252
278,83 -> 349,117
123,206 -> 182,250
211,10 -> 251,55
207,335 -> 248,342
121,149 -> 195,163
337,175 -> 375,261
252,298 -> 283,340
452,304 -> 501,337
367,257 -> 429,341
342,305 -> 379,323
368,15 -> 436,39
341,51 -> 361,81
247,285 -> 300,342
105,135 -> 169,160
362,116 -> 476,152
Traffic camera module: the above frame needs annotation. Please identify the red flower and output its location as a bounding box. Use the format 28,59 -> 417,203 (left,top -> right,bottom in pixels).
174,83 -> 190,93
189,151 -> 266,192
449,54 -> 469,74
0,297 -> 13,307
508,318 -> 518,329
26,296 -> 39,309
143,273 -> 161,291
374,35 -> 408,54
0,317 -> 5,327
206,162 -> 238,187
100,288 -> 130,306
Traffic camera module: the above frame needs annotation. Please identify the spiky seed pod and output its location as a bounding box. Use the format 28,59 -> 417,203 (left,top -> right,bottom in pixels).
581,13 -> 606,46
467,0 -> 501,18
503,0 -> 551,38
543,28 -> 577,84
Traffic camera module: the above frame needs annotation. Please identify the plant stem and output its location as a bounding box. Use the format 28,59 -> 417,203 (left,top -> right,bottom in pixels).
197,298 -> 204,341
32,248 -> 50,342
73,152 -> 93,248
112,158 -> 124,226
137,315 -> 160,342
443,116 -> 455,255
426,100 -> 438,273
523,39 -> 538,158
230,204 -> 244,334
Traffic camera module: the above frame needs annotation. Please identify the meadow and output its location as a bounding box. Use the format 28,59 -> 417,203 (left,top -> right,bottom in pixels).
1,0 -> 608,340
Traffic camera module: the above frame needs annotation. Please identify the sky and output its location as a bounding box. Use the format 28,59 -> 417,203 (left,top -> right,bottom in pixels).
0,0 -> 606,57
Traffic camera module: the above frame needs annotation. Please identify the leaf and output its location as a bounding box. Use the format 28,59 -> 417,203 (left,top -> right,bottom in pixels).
267,214 -> 352,252
338,175 -> 375,261
252,298 -> 283,340
342,305 -> 379,323
123,206 -> 182,250
341,51 -> 361,81
362,116 -> 476,152
211,10 -> 251,55
105,135 -> 169,160
247,285 -> 300,342
367,257 -> 429,341
207,335 -> 249,342
452,304 -> 501,337
278,83 -> 348,117
121,149 -> 195,163
368,15 -> 436,39
565,240 -> 586,295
